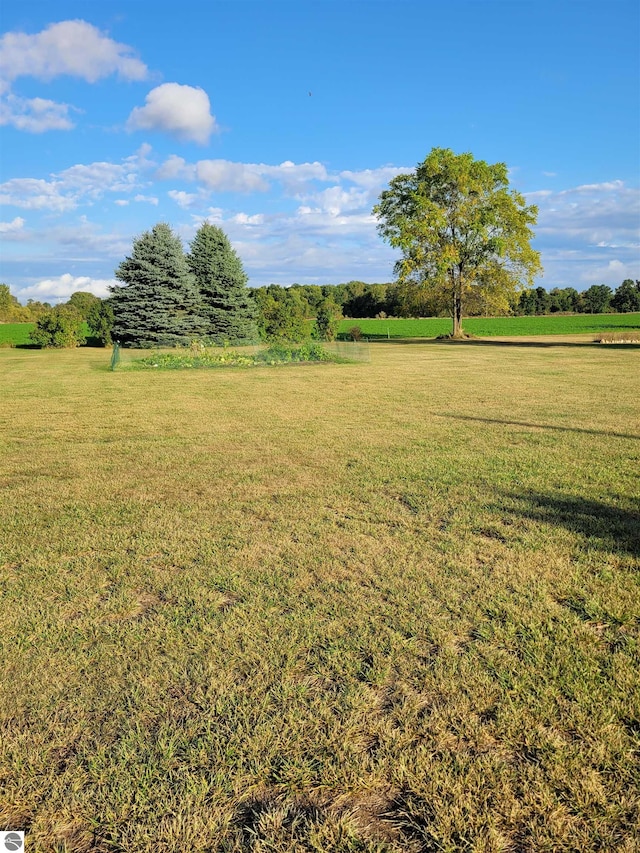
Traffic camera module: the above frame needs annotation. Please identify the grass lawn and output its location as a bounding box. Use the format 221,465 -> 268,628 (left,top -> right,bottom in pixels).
0,342 -> 638,852
338,313 -> 640,339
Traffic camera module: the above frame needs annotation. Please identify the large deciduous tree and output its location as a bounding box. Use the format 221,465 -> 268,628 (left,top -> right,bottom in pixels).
374,148 -> 542,337
110,223 -> 207,347
187,223 -> 258,344
611,279 -> 640,313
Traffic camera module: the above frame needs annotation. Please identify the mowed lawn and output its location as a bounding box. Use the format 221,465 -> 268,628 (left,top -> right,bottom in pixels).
0,341 -> 638,852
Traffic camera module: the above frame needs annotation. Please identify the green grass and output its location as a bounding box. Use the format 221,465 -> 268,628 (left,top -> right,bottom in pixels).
1,343 -> 639,851
0,322 -> 35,346
339,312 -> 640,339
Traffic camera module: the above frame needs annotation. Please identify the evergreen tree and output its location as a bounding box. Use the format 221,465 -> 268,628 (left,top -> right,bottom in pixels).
110,223 -> 207,348
187,223 -> 258,344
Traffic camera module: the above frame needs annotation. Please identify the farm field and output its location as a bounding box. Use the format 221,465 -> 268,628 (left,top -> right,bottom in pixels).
0,342 -> 639,852
0,323 -> 36,347
338,312 -> 640,339
2,312 -> 640,349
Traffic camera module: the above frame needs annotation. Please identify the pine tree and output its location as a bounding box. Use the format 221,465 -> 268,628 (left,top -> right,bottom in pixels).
188,223 -> 258,344
110,223 -> 207,347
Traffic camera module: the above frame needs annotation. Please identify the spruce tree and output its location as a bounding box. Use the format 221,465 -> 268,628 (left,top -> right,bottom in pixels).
187,223 -> 258,344
110,223 -> 207,347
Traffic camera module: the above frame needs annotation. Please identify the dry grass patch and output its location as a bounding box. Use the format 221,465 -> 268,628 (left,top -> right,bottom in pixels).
0,343 -> 639,851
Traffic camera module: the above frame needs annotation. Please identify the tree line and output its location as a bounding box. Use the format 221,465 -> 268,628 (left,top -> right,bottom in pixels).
1,148 -> 638,347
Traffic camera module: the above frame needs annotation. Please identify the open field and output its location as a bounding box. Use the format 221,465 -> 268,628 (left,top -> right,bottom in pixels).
2,313 -> 640,349
1,342 -> 639,852
338,313 -> 640,339
0,323 -> 36,347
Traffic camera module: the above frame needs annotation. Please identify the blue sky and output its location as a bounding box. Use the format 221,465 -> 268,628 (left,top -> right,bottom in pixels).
1,0 -> 639,304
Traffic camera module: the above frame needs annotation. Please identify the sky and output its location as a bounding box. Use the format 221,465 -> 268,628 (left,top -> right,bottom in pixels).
1,0 -> 639,304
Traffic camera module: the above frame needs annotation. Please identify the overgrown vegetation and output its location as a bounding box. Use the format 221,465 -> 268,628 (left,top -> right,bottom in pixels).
1,343 -> 638,851
130,342 -> 337,370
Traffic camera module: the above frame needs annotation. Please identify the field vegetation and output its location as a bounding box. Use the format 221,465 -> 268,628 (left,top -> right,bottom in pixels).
3,312 -> 640,350
0,341 -> 638,852
339,313 -> 640,340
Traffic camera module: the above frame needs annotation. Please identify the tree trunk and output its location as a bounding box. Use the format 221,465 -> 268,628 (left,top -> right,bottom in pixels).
452,290 -> 463,337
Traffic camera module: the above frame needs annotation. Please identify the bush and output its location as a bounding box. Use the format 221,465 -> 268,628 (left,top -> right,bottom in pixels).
29,306 -> 86,348
348,325 -> 363,341
86,300 -> 114,346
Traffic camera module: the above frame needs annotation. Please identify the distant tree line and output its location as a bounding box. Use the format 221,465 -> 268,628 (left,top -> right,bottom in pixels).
515,281 -> 640,315
250,278 -> 640,322
2,269 -> 638,350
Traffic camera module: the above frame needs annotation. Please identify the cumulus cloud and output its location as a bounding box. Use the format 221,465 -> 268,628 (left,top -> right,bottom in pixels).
0,20 -> 148,83
0,216 -> 25,233
231,212 -> 264,226
133,194 -> 158,205
127,84 -> 217,144
168,190 -> 201,208
1,155 -> 145,211
0,177 -> 77,212
339,165 -> 409,190
526,179 -> 640,288
156,155 -> 194,181
0,93 -> 75,132
195,160 -> 269,192
16,273 -> 117,302
57,161 -> 137,194
534,180 -> 639,244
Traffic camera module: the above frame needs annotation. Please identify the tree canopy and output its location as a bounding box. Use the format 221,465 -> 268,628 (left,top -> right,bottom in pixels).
187,223 -> 258,344
374,148 -> 542,336
109,223 -> 206,348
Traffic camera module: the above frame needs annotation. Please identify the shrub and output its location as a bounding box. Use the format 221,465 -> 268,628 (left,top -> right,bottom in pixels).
348,325 -> 363,341
29,306 -> 86,348
86,300 -> 114,346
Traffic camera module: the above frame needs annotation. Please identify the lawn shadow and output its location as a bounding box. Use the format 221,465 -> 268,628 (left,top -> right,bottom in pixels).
436,413 -> 640,442
339,334 -> 639,348
339,336 -> 640,348
498,490 -> 640,558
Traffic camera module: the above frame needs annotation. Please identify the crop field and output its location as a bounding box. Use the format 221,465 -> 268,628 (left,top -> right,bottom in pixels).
338,313 -> 640,339
0,323 -> 35,347
0,341 -> 639,852
2,313 -> 640,350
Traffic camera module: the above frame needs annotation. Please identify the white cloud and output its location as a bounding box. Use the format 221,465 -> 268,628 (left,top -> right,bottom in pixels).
231,212 -> 264,226
156,155 -> 195,180
133,194 -> 158,205
0,93 -> 75,132
0,216 -> 25,233
308,186 -> 370,217
339,165 -> 409,190
195,160 -> 269,192
16,273 -> 117,302
157,156 -> 333,193
57,161 -> 137,194
127,84 -> 217,144
168,190 -> 200,208
578,259 -> 639,284
534,180 -> 639,245
0,20 -> 148,83
114,199 -> 129,207
571,180 -> 624,193
0,177 -> 77,211
1,155 -> 145,211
